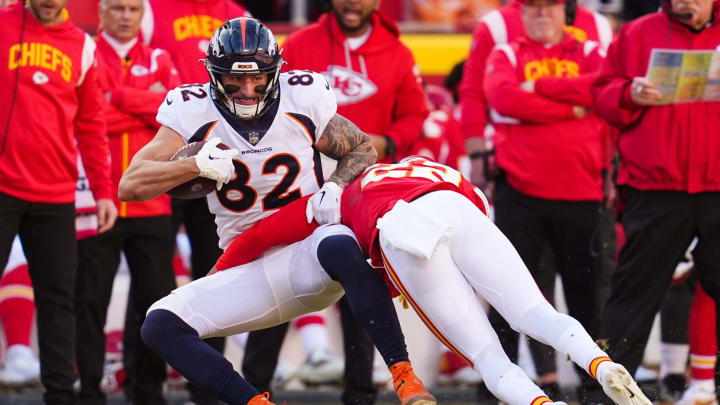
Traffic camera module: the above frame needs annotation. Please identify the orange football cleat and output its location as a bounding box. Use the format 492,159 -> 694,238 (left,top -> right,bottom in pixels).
248,392 -> 276,405
389,361 -> 437,405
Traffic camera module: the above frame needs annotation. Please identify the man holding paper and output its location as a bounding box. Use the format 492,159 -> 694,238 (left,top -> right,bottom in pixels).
590,0 -> 720,400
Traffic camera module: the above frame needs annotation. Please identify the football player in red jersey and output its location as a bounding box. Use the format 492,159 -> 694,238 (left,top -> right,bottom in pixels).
217,157 -> 653,405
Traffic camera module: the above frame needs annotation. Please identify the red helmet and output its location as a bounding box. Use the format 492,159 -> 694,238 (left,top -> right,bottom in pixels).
517,0 -> 577,25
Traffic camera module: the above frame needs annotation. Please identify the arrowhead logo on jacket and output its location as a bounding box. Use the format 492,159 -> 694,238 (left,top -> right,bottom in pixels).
324,66 -> 377,106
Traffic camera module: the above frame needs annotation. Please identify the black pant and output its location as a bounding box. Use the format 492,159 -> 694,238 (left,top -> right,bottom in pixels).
0,191 -> 77,404
491,179 -> 604,394
599,188 -> 720,376
75,216 -> 175,405
171,197 -> 224,404
242,297 -> 377,405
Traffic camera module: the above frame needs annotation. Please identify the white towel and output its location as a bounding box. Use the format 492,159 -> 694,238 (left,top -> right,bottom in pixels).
376,199 -> 450,260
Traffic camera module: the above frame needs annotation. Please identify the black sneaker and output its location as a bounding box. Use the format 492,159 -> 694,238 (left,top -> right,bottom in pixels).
662,373 -> 688,401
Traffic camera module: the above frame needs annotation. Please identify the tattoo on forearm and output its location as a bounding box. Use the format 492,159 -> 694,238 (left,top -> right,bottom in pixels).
321,114 -> 377,188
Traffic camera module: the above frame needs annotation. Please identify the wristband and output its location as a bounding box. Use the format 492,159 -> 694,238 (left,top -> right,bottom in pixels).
384,136 -> 397,157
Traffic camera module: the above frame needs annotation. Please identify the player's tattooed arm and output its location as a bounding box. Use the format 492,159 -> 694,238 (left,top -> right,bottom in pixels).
316,113 -> 377,189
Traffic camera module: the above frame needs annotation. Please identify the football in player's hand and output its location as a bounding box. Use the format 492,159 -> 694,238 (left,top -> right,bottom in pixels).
166,141 -> 230,199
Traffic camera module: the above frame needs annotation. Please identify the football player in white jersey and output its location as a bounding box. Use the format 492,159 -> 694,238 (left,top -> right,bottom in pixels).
118,17 -> 434,405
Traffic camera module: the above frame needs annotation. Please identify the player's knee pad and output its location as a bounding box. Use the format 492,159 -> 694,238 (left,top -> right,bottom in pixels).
141,309 -> 197,351
317,234 -> 362,281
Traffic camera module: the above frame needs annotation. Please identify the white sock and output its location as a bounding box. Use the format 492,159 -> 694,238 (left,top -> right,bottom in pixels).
229,332 -> 248,349
660,343 -> 689,378
690,378 -> 715,393
296,321 -> 329,355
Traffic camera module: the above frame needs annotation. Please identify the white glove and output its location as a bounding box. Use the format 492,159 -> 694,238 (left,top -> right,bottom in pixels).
306,181 -> 343,225
194,137 -> 239,190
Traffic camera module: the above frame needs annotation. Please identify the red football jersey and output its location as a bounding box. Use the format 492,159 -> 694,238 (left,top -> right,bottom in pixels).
140,0 -> 250,83
341,157 -> 489,269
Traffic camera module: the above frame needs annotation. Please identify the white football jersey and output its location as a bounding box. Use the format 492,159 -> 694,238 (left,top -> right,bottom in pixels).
158,71 -> 337,249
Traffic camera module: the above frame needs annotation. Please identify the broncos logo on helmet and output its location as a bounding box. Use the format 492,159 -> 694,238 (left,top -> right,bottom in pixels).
205,17 -> 283,120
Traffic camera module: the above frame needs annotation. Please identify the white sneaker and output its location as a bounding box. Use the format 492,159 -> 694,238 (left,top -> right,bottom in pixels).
597,362 -> 653,405
372,364 -> 392,388
296,348 -> 344,385
0,345 -> 40,386
677,382 -> 718,405
271,361 -> 297,389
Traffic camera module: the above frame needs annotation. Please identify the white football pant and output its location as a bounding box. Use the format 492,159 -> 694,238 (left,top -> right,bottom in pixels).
379,191 -> 607,405
147,224 -> 353,338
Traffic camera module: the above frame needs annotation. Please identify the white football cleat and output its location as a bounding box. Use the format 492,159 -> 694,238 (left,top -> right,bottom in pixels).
0,345 -> 40,387
676,381 -> 718,405
296,347 -> 344,385
596,362 -> 653,405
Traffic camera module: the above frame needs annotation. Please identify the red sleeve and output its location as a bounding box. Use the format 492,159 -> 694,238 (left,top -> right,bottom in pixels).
590,31 -> 643,128
216,196 -> 319,270
110,51 -> 178,128
534,73 -> 596,108
458,23 -> 493,140
75,62 -> 113,201
385,48 -> 429,157
484,48 -> 575,124
104,103 -> 149,134
158,50 -> 181,90
110,88 -> 166,128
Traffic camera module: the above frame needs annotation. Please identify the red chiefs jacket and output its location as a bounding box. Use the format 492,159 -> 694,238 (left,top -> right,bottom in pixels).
591,9 -> 720,193
281,12 -> 428,161
485,34 -> 610,201
459,0 -> 613,140
96,33 -> 180,217
0,3 -> 111,204
140,0 -> 250,83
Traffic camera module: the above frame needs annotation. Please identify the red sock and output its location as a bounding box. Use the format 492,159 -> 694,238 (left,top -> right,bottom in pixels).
295,314 -> 326,329
690,281 -> 716,380
173,255 -> 191,287
0,264 -> 35,347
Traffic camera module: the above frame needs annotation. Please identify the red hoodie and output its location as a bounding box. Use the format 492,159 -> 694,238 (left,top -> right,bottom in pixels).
591,8 -> 720,193
95,33 -> 180,218
459,1 -> 613,140
485,34 -> 611,200
139,0 -> 250,83
0,3 -> 111,204
281,12 -> 429,161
